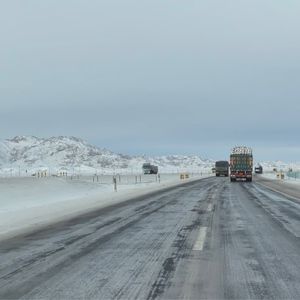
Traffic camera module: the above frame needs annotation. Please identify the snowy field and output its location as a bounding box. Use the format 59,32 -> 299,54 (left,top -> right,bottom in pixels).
0,172 -> 211,241
261,171 -> 300,185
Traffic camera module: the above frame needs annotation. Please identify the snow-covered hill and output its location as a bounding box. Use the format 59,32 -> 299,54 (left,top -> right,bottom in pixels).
0,136 -> 214,176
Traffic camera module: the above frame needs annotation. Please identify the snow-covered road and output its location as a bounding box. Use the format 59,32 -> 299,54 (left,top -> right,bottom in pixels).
0,173 -> 211,241
1,177 -> 300,299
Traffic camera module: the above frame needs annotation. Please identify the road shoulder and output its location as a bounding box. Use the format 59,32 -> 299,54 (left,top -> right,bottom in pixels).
254,176 -> 300,202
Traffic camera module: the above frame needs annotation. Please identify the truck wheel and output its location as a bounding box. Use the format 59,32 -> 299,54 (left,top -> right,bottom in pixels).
230,178 -> 235,182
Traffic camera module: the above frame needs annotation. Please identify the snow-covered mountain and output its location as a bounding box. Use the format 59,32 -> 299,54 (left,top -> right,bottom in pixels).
0,136 -> 214,176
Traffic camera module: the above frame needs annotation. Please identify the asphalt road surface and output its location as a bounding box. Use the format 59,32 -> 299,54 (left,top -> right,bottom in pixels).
0,176 -> 300,299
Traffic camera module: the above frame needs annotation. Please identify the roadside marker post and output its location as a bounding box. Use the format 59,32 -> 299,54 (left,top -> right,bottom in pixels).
113,176 -> 117,192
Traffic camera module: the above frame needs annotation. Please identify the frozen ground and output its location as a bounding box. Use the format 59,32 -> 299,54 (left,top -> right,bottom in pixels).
261,172 -> 300,185
0,173 -> 211,241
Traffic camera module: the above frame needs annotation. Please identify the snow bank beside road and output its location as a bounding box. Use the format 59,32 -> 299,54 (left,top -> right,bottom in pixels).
0,174 -> 211,241
260,172 -> 300,185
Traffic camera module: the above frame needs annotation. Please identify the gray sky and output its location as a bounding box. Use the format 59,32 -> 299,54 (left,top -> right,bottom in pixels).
1,1 -> 300,161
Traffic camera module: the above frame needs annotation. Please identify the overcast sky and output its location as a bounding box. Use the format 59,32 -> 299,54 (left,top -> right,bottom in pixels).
0,1 -> 300,161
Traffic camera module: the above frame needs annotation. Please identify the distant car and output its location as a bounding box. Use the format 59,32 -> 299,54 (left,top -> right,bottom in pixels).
142,163 -> 158,175
255,166 -> 263,174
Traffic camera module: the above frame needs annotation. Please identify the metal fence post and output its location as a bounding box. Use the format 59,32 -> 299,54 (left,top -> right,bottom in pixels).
113,176 -> 117,192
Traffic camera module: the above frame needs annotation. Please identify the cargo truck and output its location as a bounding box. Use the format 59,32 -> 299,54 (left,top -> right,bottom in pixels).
230,146 -> 253,182
215,161 -> 229,177
142,163 -> 158,175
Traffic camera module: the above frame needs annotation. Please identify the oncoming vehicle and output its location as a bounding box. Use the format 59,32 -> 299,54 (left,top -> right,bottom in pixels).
142,163 -> 158,175
215,161 -> 229,177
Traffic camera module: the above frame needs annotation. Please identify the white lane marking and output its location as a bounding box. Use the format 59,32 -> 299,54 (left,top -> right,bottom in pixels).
207,204 -> 213,212
255,182 -> 300,202
193,227 -> 208,251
